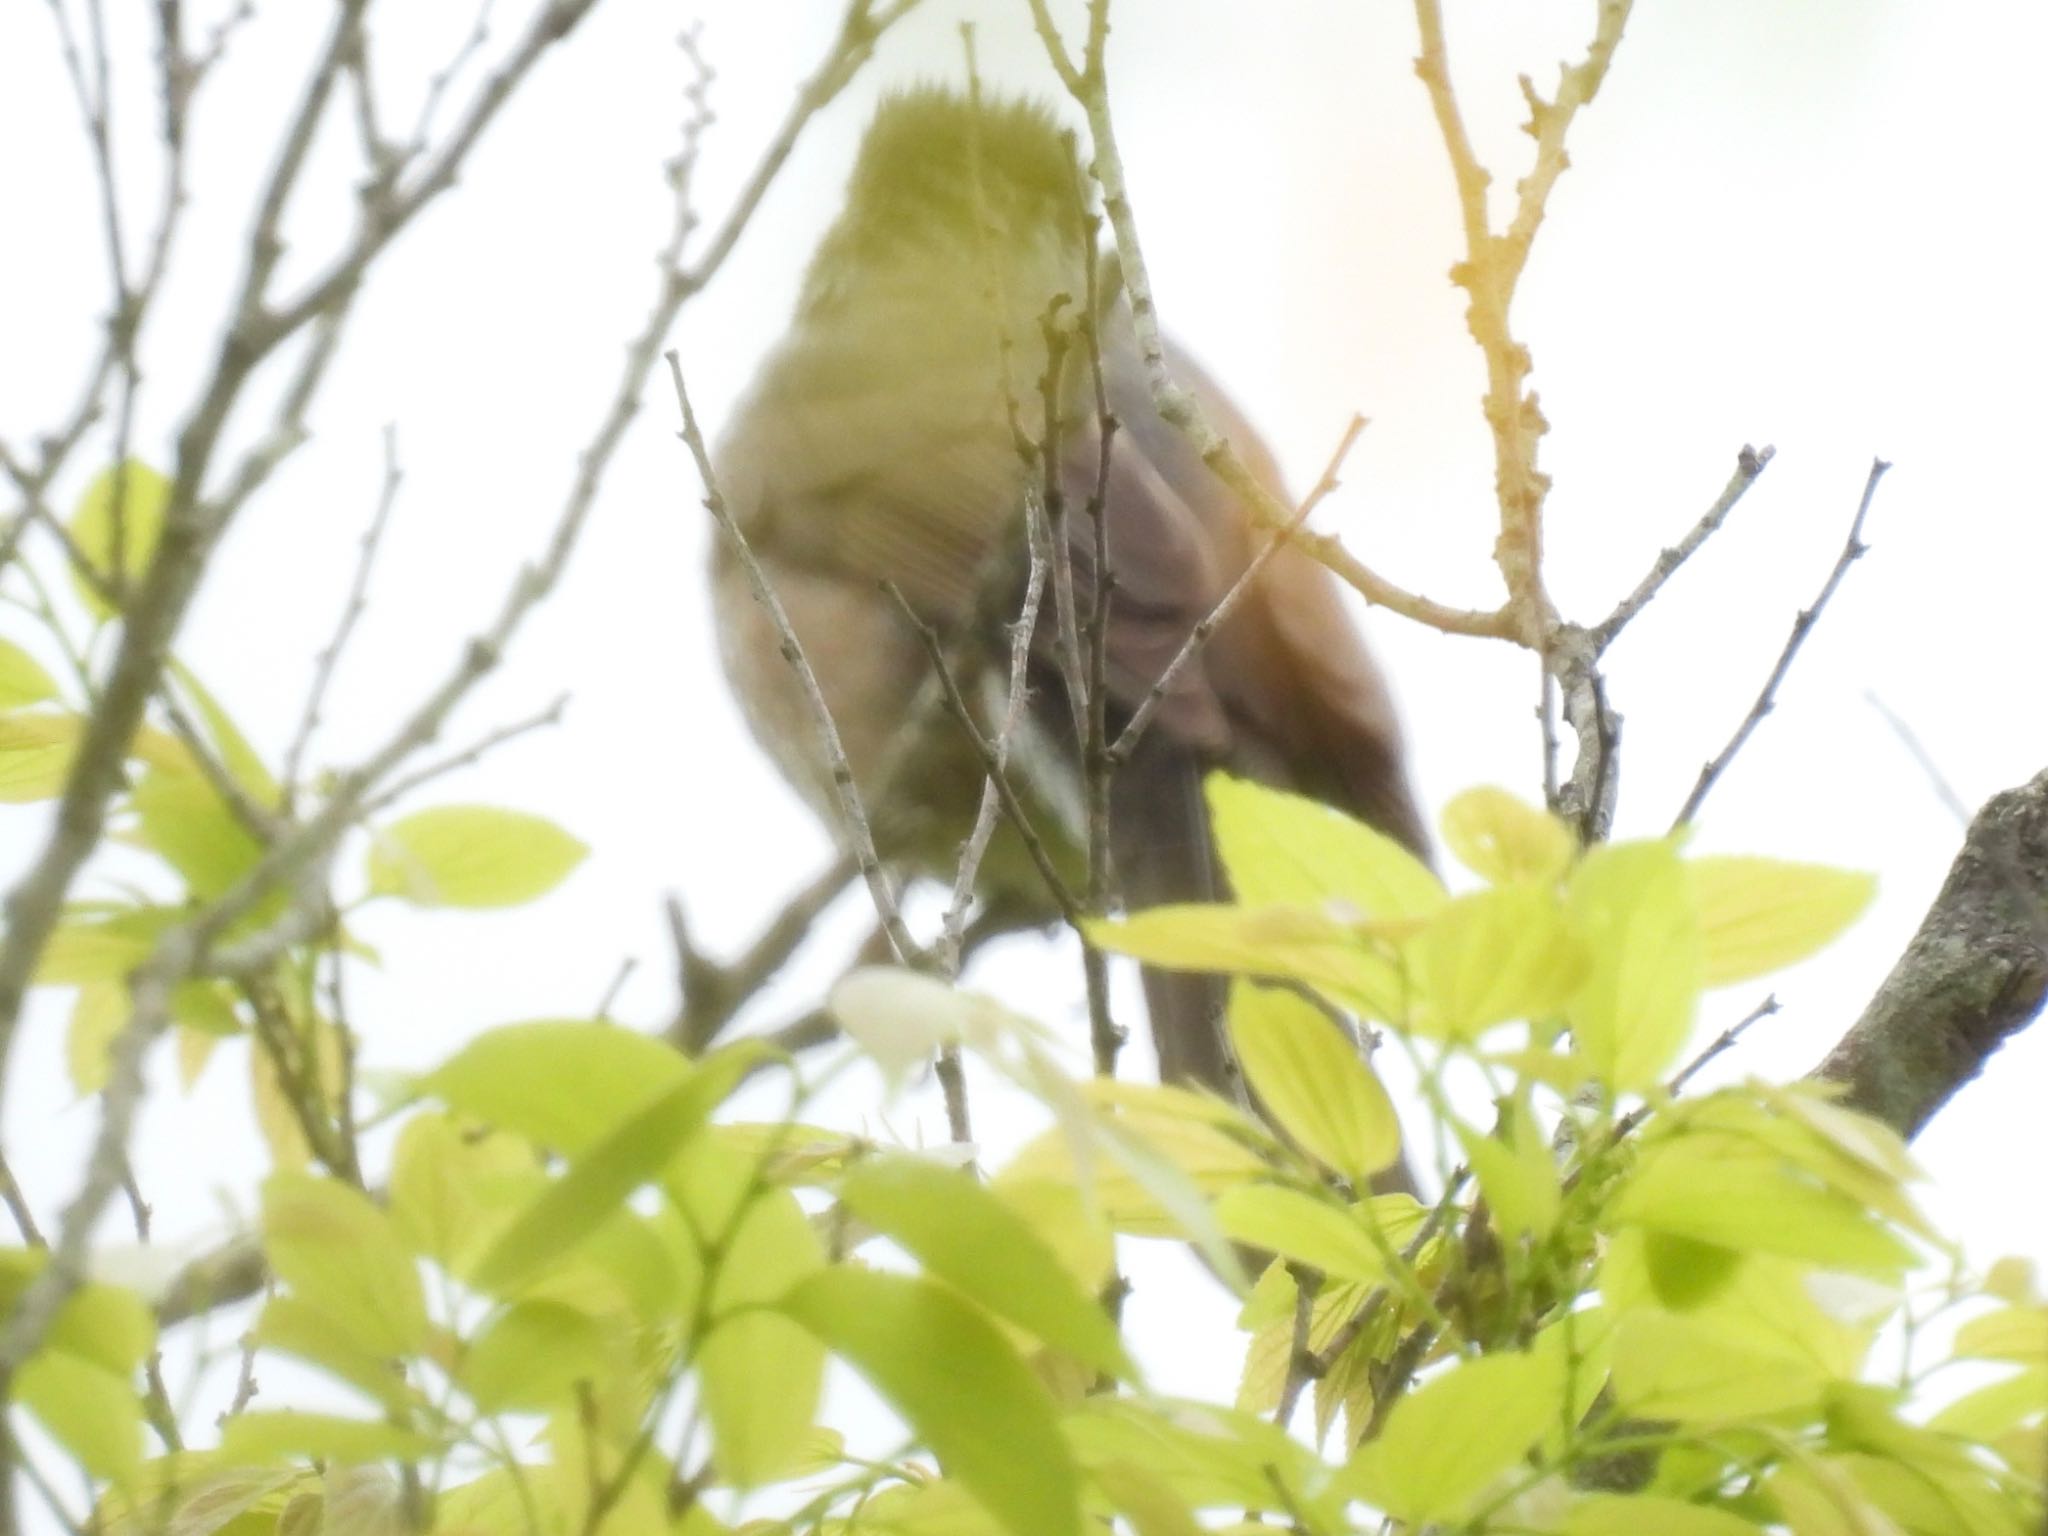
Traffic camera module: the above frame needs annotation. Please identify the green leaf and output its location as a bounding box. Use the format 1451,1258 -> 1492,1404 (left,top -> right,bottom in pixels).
0,638 -> 59,710
128,767 -> 266,900
783,1268 -> 1080,1536
1563,1492 -> 1762,1535
166,659 -> 281,810
1688,856 -> 1875,987
262,1171 -> 428,1358
33,906 -> 175,985
1609,1142 -> 1916,1276
256,1294 -> 419,1412
1225,982 -> 1401,1184
1086,904 -> 1409,1023
1454,1104 -> 1562,1242
698,1309 -> 825,1487
0,1250 -> 157,1374
1091,1459 -> 1206,1536
1954,1306 -> 2048,1364
1206,773 -> 1446,920
1411,882 -> 1589,1041
424,1019 -> 691,1154
219,1412 -> 437,1467
1566,838 -> 1703,1091
70,459 -> 170,617
471,1047 -> 758,1294
0,712 -> 82,801
1214,1185 -> 1408,1284
1343,1350 -> 1564,1522
65,983 -> 124,1095
1065,1396 -> 1338,1521
1928,1367 -> 2048,1439
1441,787 -> 1576,886
1609,1308 -> 1830,1421
388,1111 -> 534,1272
367,805 -> 586,908
1639,1232 -> 1744,1310
839,1153 -> 1134,1379
16,1351 -> 142,1485
461,1299 -> 613,1412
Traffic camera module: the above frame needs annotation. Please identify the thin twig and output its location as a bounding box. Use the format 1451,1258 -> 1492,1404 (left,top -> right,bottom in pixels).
359,693 -> 568,817
0,1153 -> 42,1247
885,582 -> 1085,928
1672,458 -> 1889,829
1108,414 -> 1369,767
1025,0 -> 1510,644
1865,692 -> 1973,827
1272,1264 -> 1320,1431
671,354 -> 920,964
283,422 -> 404,799
1592,444 -> 1776,649
668,855 -> 857,1053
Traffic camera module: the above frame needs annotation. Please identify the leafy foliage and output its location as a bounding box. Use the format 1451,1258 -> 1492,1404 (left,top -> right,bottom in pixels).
6,576 -> 2040,1536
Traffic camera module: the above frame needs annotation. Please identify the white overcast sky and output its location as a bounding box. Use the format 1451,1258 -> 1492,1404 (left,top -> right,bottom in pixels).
3,0 -> 2046,1451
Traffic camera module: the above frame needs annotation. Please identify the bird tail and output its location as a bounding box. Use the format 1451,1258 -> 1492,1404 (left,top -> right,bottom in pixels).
1109,736 -> 1242,1102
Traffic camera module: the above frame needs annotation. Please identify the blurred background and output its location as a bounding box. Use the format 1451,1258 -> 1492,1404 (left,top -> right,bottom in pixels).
2,0 -> 2044,1419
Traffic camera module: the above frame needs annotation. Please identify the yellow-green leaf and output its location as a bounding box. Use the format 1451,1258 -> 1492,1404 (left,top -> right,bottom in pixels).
1344,1351 -> 1564,1522
0,638 -> 59,710
840,1154 -> 1134,1380
1610,1308 -> 1829,1421
1955,1306 -> 2048,1365
65,983 -> 124,1096
1087,904 -> 1409,1023
388,1112 -> 534,1272
424,1020 -> 691,1155
698,1309 -> 824,1487
471,1048 -> 757,1294
33,907 -> 174,985
367,805 -> 586,909
16,1351 -> 142,1485
262,1171 -> 427,1358
220,1411 -> 437,1467
1928,1367 -> 2048,1440
70,459 -> 170,618
129,767 -> 265,900
1563,1492 -> 1762,1535
461,1299 -> 613,1412
0,712 -> 82,802
1206,773 -> 1446,920
1689,856 -> 1875,987
784,1267 -> 1080,1536
1441,787 -> 1576,886
1226,982 -> 1401,1183
1454,1104 -> 1562,1242
1412,882 -> 1589,1041
167,659 -> 280,810
1567,839 -> 1703,1091
1610,1143 -> 1916,1276
255,1295 -> 419,1413
1214,1185 -> 1411,1284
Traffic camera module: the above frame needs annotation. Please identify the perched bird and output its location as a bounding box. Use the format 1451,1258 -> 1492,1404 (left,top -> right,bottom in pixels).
711,88 -> 1425,1100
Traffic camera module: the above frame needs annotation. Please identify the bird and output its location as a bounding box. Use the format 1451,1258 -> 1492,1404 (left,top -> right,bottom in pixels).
709,87 -> 1426,1103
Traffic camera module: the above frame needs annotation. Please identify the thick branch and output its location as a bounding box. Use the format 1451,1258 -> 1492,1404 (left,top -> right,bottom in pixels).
1816,768 -> 2048,1140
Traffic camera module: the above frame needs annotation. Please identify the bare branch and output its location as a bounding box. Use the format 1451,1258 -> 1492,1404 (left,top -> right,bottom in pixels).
671,353 -> 920,964
668,854 -> 857,1054
1817,767 -> 2048,1140
283,424 -> 404,799
1673,457 -> 1888,829
1109,413 -> 1370,767
1592,443 -> 1776,650
1025,0 -> 1510,644
885,580 -> 1086,928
